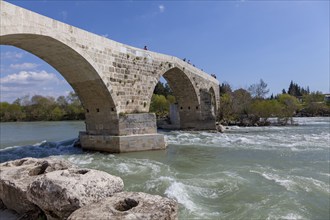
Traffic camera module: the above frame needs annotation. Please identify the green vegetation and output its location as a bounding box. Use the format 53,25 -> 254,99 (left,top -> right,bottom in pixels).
149,82 -> 176,117
1,80 -> 328,126
0,82 -> 176,122
219,80 -> 330,126
0,92 -> 84,122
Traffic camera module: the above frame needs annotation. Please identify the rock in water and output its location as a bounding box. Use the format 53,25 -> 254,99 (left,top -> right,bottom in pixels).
216,124 -> 225,133
68,191 -> 178,220
0,157 -> 73,215
27,168 -> 124,220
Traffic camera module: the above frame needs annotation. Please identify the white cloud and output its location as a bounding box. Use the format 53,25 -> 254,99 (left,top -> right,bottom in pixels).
9,62 -> 39,70
0,51 -> 23,60
1,71 -> 60,85
0,70 -> 72,102
159,5 -> 165,13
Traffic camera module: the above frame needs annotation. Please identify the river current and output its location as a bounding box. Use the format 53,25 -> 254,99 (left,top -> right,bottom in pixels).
0,117 -> 329,219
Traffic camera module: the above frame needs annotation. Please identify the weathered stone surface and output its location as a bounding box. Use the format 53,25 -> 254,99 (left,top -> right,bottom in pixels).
0,157 -> 73,214
118,113 -> 157,136
80,132 -> 166,153
68,192 -> 178,220
216,123 -> 225,133
27,168 -> 124,220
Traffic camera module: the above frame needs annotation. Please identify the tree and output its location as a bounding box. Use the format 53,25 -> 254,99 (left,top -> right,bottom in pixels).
251,100 -> 281,124
0,102 -> 12,121
65,92 -> 84,120
0,93 -> 86,122
303,91 -> 324,103
56,96 -> 68,108
302,92 -> 329,116
167,95 -> 176,104
232,89 -> 252,117
219,82 -> 232,95
248,79 -> 269,99
277,94 -> 301,125
26,95 -> 56,121
154,82 -> 166,96
150,94 -> 169,116
153,82 -> 172,97
50,106 -> 64,121
287,80 -> 310,97
218,93 -> 233,123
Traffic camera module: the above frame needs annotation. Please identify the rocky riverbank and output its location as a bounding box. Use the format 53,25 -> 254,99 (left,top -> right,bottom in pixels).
0,157 -> 178,220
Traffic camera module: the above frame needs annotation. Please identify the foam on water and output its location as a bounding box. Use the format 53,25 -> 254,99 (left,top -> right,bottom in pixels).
165,122 -> 330,152
0,138 -> 82,163
250,167 -> 330,194
250,170 -> 297,191
165,180 -> 199,212
164,178 -> 222,218
267,213 -> 304,220
67,154 -> 94,165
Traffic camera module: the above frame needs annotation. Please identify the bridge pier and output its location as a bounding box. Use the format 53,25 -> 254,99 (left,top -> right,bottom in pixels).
79,113 -> 166,153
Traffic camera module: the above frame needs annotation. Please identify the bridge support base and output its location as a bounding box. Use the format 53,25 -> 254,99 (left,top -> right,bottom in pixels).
79,132 -> 166,153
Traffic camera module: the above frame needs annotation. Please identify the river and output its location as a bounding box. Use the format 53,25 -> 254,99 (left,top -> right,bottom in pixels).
0,117 -> 329,219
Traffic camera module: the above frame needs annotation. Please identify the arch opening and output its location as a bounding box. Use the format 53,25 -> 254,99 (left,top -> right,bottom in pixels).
199,87 -> 217,121
209,87 -> 217,118
150,67 -> 200,129
0,34 -> 119,135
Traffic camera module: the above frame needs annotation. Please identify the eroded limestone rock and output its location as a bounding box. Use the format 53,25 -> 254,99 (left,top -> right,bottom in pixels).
0,157 -> 73,215
68,191 -> 178,220
27,168 -> 124,220
216,123 -> 225,133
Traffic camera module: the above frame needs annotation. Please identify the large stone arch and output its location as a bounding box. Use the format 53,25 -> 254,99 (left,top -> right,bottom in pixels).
0,34 -> 118,135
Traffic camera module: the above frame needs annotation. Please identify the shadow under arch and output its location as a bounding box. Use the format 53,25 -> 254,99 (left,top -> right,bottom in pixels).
0,34 -> 119,135
156,67 -> 201,129
209,87 -> 217,118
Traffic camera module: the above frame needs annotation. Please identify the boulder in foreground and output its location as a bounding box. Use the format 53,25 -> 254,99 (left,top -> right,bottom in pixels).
0,157 -> 73,216
27,168 -> 124,220
68,191 -> 178,220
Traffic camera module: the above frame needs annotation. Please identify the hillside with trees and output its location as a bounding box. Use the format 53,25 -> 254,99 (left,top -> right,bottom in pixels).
0,92 -> 84,122
219,80 -> 330,126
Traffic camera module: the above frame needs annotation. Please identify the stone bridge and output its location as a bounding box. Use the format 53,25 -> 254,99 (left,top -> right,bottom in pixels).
0,1 -> 220,153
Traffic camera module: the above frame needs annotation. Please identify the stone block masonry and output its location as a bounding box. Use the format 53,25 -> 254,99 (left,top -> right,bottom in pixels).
0,1 -> 220,153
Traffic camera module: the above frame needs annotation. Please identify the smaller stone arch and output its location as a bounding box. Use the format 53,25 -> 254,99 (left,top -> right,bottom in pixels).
198,86 -> 217,129
150,66 -> 201,129
209,87 -> 217,118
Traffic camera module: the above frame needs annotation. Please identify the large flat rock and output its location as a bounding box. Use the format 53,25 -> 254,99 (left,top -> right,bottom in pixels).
68,191 -> 178,220
0,157 -> 73,215
27,168 -> 124,220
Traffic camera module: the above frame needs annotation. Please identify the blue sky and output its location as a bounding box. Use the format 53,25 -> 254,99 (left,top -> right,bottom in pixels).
1,0 -> 329,102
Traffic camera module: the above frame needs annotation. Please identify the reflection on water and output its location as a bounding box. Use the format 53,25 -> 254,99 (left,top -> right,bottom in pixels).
0,117 -> 329,219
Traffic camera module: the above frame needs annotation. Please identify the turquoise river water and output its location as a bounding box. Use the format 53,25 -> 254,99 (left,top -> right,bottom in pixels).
0,117 -> 329,219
